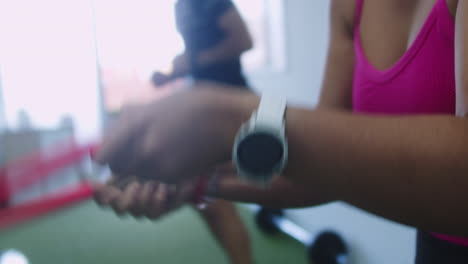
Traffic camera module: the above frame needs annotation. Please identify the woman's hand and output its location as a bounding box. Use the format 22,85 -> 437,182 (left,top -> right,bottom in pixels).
93,177 -> 197,219
97,86 -> 258,183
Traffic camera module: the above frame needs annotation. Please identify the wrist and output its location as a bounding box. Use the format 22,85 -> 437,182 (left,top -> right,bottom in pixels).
211,89 -> 260,161
282,109 -> 343,202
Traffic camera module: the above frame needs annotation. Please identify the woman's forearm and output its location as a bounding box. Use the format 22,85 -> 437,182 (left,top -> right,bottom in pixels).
216,90 -> 468,234
284,108 -> 468,235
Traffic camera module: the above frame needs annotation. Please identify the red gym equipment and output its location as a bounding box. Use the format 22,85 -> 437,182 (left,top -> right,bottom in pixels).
0,142 -> 100,230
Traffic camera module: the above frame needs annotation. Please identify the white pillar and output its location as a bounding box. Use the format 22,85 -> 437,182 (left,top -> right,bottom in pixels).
0,67 -> 6,131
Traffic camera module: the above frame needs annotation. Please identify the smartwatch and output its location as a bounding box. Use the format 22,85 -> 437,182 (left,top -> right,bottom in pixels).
232,94 -> 288,186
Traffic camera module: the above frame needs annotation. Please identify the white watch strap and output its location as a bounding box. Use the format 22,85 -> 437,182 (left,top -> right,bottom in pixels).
255,94 -> 287,131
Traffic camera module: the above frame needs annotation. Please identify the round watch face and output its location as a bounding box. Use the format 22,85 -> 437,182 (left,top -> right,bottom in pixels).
237,132 -> 284,176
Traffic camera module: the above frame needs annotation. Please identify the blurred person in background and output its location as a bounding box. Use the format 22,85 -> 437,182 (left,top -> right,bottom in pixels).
96,1 -> 254,264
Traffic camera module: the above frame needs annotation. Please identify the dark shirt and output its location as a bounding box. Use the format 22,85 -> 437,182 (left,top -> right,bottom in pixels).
175,0 -> 247,86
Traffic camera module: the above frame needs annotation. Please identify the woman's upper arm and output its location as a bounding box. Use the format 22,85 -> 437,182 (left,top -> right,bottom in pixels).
318,0 -> 356,110
218,5 -> 253,51
455,0 -> 468,117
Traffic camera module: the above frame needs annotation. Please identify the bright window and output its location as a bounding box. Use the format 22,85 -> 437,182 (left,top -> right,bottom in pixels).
0,0 -> 101,139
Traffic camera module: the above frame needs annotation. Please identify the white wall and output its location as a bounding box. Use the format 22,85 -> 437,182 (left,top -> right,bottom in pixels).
247,0 -> 330,107
248,1 -> 416,264
0,70 -> 5,165
0,69 -> 5,131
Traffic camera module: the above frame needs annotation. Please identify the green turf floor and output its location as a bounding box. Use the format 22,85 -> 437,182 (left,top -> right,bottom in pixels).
0,202 -> 308,264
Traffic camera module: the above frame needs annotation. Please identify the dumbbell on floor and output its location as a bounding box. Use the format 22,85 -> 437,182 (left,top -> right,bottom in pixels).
255,207 -> 349,264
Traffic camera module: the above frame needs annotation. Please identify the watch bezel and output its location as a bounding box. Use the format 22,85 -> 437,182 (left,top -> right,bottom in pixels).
233,123 -> 288,186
